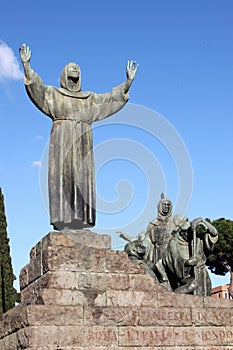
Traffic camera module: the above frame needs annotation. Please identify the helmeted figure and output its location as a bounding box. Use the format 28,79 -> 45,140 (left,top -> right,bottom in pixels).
20,44 -> 138,231
145,193 -> 177,264
119,193 -> 177,281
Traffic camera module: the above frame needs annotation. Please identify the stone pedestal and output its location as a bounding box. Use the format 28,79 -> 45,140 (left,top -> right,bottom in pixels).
1,230 -> 233,349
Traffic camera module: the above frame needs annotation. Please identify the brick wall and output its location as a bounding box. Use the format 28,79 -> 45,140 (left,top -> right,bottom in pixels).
0,231 -> 233,349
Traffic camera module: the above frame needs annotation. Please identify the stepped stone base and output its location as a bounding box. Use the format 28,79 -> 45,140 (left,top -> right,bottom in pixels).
1,230 -> 233,349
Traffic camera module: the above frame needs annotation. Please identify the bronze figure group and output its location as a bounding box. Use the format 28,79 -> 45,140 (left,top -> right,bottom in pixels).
120,193 -> 218,296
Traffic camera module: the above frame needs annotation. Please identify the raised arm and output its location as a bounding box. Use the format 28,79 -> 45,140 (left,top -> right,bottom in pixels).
19,43 -> 51,117
124,60 -> 138,93
19,44 -> 33,83
117,231 -> 134,242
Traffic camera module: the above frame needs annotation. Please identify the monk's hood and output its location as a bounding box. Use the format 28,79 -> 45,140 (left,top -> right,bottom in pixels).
57,62 -> 92,98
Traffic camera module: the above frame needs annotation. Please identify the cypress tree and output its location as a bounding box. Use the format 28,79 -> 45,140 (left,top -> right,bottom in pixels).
0,188 -> 18,313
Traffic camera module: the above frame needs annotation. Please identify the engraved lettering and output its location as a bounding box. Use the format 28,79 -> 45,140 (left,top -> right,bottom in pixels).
197,311 -> 207,322
87,329 -> 117,342
226,330 -> 233,339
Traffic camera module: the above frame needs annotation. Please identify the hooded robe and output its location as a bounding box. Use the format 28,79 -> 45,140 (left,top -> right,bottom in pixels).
24,63 -> 129,230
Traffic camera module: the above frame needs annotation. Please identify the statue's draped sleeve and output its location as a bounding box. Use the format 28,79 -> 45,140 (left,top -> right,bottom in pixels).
204,232 -> 218,251
24,69 -> 52,119
88,84 -> 129,123
199,231 -> 218,262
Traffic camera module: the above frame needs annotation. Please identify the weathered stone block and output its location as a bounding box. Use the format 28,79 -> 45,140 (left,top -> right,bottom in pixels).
106,290 -> 158,307
64,230 -> 111,249
119,326 -> 196,347
1,304 -> 28,337
196,347 -> 233,350
204,295 -> 233,308
195,326 -> 233,346
27,305 -> 83,326
38,288 -> 106,307
29,240 -> 42,260
85,326 -> 118,347
20,278 -> 44,305
1,332 -> 18,350
42,270 -> 76,289
115,348 -> 196,350
117,348 -> 196,350
19,264 -> 29,290
25,325 -> 85,347
42,245 -> 106,273
0,319 -> 3,340
28,241 -> 43,284
42,230 -> 111,250
128,273 -> 165,291
192,307 -> 233,326
158,290 -> 203,308
84,306 -> 138,326
76,272 -> 106,290
42,231 -> 77,250
138,306 -> 192,326
105,249 -> 144,273
106,272 -> 129,290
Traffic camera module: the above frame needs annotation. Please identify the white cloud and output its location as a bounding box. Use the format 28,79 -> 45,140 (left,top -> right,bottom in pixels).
34,134 -> 45,141
32,161 -> 42,168
0,40 -> 24,81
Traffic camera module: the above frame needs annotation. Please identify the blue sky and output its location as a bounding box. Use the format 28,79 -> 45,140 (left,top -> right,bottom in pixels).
0,0 -> 233,290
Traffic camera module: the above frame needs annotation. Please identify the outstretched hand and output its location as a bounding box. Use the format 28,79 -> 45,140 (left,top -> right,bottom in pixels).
126,60 -> 138,80
20,44 -> 31,63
